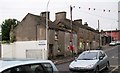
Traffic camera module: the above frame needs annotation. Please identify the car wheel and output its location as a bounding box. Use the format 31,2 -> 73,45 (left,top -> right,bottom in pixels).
105,61 -> 110,70
95,66 -> 99,73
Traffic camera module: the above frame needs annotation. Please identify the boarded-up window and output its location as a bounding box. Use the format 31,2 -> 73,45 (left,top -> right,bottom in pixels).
40,28 -> 45,39
26,49 -> 45,59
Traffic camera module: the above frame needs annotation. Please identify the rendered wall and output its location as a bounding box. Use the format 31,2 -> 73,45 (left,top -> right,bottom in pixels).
1,40 -> 48,59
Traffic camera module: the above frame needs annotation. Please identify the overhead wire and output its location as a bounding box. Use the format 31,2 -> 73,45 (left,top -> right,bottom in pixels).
77,7 -> 118,22
61,1 -> 119,23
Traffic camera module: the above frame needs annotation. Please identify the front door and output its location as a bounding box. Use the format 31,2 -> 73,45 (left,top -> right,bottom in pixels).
49,44 -> 53,59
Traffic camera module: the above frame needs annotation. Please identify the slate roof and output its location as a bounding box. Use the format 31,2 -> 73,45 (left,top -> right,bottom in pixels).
14,13 -> 99,33
54,18 -> 99,33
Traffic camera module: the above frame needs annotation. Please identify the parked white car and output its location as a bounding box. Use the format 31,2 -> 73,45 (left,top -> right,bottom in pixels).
0,58 -> 58,73
116,41 -> 120,45
109,41 -> 116,46
69,50 -> 110,73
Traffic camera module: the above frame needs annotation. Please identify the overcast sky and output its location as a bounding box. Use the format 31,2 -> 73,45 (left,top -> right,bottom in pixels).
0,0 -> 120,31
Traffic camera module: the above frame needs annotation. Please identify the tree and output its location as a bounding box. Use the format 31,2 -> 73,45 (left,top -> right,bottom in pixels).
1,19 -> 18,42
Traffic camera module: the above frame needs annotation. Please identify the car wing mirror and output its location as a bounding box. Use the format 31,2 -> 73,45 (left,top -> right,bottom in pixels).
74,57 -> 77,62
99,56 -> 103,60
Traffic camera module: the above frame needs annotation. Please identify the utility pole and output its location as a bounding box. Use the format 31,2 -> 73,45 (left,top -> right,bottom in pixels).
111,30 -> 112,42
70,5 -> 74,56
98,20 -> 101,49
70,5 -> 73,29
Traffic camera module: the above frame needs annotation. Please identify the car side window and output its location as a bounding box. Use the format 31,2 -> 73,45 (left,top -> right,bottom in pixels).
2,63 -> 53,73
102,52 -> 105,57
41,63 -> 53,73
99,51 -> 105,58
99,52 -> 102,57
2,65 -> 34,73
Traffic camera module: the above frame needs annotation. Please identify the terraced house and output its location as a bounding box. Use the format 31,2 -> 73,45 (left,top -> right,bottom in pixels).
53,12 -> 100,58
10,11 -> 99,59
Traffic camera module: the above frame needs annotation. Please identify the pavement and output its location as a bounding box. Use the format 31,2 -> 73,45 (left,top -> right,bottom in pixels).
52,44 -> 113,65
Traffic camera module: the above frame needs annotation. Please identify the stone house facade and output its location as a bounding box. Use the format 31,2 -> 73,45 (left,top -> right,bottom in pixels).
53,12 -> 99,57
13,11 -> 99,59
13,12 -> 56,58
13,12 -> 52,41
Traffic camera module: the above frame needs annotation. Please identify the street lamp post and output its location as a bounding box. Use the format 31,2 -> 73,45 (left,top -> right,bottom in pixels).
46,0 -> 50,41
46,0 -> 50,59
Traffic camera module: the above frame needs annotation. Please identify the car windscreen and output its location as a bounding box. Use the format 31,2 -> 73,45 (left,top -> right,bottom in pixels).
77,52 -> 98,60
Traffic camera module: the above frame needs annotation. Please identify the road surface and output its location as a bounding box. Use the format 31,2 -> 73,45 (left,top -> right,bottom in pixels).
56,45 -> 119,73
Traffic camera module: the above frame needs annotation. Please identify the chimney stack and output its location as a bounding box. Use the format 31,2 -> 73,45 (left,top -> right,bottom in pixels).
55,12 -> 66,20
74,19 -> 82,24
40,11 -> 50,20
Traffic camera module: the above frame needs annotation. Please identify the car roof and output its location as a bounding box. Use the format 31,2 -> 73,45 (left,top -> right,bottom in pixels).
0,58 -> 54,72
85,50 -> 102,52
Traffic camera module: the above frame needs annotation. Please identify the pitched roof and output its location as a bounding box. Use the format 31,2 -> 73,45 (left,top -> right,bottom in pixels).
14,13 -> 56,30
54,18 -> 98,33
27,13 -> 54,27
53,19 -> 72,32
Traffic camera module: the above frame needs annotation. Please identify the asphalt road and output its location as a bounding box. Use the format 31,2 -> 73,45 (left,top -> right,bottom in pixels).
56,45 -> 120,73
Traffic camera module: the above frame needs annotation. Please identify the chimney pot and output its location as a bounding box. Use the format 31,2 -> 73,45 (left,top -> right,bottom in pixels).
84,22 -> 88,26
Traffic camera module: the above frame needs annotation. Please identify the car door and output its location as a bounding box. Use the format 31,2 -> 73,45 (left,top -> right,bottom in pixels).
101,51 -> 108,69
98,51 -> 107,71
98,51 -> 105,70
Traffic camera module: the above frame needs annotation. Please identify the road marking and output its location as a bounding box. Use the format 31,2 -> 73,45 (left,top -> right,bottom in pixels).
111,56 -> 118,59
109,66 -> 118,73
110,65 -> 118,67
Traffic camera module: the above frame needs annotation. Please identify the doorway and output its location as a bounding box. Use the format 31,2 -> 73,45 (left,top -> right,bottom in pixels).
49,44 -> 53,59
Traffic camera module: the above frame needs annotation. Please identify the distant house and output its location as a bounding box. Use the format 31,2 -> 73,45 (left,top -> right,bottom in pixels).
101,30 -> 120,45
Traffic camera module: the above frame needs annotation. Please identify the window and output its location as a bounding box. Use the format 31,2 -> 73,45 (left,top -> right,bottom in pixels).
40,28 -> 45,38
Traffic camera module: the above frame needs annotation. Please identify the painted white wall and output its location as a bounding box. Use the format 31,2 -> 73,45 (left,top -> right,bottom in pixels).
1,40 -> 48,59
1,43 -> 14,58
